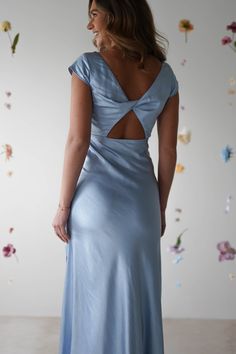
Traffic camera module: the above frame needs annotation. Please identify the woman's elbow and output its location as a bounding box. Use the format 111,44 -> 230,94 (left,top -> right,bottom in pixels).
66,136 -> 90,149
159,146 -> 177,158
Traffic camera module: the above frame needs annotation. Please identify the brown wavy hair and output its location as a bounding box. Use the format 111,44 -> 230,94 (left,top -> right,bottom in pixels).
88,0 -> 169,68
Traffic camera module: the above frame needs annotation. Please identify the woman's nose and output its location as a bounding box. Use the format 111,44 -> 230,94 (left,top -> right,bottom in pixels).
87,20 -> 94,30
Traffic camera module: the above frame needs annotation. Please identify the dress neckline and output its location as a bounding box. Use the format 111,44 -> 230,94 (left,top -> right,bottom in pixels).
94,51 -> 165,102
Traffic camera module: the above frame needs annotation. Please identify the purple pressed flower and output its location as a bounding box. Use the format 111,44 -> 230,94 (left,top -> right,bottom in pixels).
167,228 -> 188,255
220,145 -> 233,162
217,241 -> 236,262
221,36 -> 232,45
227,21 -> 236,33
168,245 -> 185,254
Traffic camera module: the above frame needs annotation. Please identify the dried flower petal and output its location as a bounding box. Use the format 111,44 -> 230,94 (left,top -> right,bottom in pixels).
220,145 -> 233,162
217,241 -> 236,261
221,36 -> 232,45
179,19 -> 194,32
176,163 -> 185,173
2,243 -> 16,257
0,21 -> 11,32
227,21 -> 236,33
4,103 -> 11,109
178,127 -> 191,144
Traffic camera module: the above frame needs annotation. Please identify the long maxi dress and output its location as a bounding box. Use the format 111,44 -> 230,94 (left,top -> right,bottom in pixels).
58,51 -> 179,354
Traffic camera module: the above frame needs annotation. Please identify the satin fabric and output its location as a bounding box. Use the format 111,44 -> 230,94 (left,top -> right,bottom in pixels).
58,51 -> 178,354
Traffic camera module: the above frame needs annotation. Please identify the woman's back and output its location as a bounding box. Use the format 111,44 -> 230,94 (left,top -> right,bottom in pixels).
98,50 -> 163,101
97,50 -> 163,139
68,50 -> 178,141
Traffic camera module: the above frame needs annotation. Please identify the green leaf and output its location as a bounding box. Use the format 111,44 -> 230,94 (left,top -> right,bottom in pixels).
11,33 -> 20,54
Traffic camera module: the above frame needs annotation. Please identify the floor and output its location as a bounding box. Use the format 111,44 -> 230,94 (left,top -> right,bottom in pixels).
0,317 -> 235,354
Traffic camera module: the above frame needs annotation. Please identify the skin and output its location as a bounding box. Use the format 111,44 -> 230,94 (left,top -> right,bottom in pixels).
52,0 -> 179,242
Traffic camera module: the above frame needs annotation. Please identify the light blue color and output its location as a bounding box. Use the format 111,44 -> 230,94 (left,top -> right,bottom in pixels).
58,51 -> 178,354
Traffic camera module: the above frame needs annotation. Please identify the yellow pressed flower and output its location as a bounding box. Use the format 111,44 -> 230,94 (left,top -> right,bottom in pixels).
0,21 -> 19,55
0,21 -> 12,32
178,127 -> 191,144
175,163 -> 185,173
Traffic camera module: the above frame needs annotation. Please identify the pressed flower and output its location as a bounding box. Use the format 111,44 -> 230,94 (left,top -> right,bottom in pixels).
175,208 -> 182,213
172,255 -> 183,264
0,21 -> 11,31
168,245 -> 185,254
0,144 -> 13,160
220,145 -> 233,162
167,228 -> 188,255
221,36 -> 232,45
2,243 -> 16,257
175,208 -> 182,222
221,22 -> 236,53
179,19 -> 194,43
227,21 -> 236,33
217,241 -> 236,262
178,127 -> 191,144
0,21 -> 20,55
4,103 -> 11,110
3,144 -> 12,159
175,163 -> 185,173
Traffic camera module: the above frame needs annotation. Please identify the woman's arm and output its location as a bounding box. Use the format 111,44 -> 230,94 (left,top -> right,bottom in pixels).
157,93 -> 179,234
58,72 -> 93,208
52,72 -> 92,243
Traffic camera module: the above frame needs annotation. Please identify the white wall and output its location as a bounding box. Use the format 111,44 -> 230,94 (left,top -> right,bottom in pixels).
0,0 -> 235,318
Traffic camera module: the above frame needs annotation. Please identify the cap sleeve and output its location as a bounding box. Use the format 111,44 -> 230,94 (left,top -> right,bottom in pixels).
169,68 -> 179,97
68,53 -> 90,85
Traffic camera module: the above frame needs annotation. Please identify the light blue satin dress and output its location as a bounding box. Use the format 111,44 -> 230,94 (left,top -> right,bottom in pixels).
58,51 -> 178,354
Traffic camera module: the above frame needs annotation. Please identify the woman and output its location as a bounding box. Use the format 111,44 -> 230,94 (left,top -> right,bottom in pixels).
52,0 -> 179,353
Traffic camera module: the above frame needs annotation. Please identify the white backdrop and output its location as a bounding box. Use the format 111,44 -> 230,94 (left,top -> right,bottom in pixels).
0,0 -> 235,318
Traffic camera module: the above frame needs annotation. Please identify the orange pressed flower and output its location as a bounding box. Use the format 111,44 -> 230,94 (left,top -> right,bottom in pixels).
175,163 -> 185,173
179,19 -> 194,43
